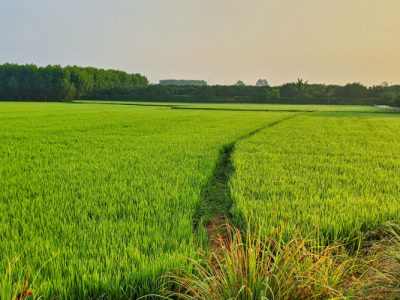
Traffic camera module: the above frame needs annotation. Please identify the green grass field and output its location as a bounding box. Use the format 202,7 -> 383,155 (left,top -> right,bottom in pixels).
1,101 -> 399,298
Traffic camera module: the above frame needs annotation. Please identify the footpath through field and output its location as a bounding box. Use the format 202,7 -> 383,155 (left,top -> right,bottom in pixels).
195,114 -> 301,248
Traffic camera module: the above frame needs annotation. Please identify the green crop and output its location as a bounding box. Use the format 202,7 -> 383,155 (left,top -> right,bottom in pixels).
1,102 -> 399,298
0,102 -> 289,298
231,112 -> 400,245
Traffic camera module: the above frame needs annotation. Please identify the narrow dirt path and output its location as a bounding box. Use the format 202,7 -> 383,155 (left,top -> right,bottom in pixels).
194,114 -> 300,250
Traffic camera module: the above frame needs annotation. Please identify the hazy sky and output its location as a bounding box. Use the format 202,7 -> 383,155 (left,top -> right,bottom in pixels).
1,0 -> 399,85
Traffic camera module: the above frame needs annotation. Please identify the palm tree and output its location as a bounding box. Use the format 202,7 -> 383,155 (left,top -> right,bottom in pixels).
295,78 -> 308,95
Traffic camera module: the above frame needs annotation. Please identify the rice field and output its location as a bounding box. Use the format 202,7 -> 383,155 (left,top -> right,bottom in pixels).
1,101 -> 399,298
231,112 -> 400,244
0,102 -> 290,298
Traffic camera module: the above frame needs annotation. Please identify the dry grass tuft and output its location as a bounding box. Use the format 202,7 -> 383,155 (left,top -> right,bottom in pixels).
163,225 -> 355,300
353,222 -> 400,300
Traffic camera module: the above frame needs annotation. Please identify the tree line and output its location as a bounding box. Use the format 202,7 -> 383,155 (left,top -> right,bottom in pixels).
0,64 -> 399,106
95,80 -> 400,106
0,64 -> 148,101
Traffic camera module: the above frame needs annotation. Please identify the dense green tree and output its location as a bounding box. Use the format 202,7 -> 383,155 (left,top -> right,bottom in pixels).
280,83 -> 298,98
340,83 -> 368,99
0,63 -> 148,101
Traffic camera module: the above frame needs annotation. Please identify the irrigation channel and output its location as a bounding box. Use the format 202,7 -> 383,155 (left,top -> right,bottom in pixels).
194,114 -> 300,248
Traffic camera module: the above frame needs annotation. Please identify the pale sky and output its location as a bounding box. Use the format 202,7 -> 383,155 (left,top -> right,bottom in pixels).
1,0 -> 399,86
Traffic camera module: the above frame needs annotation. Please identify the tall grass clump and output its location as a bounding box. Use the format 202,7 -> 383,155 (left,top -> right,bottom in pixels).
163,225 -> 355,300
354,221 -> 400,299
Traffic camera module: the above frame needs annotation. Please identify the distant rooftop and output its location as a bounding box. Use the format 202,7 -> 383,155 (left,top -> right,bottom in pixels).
159,79 -> 207,86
